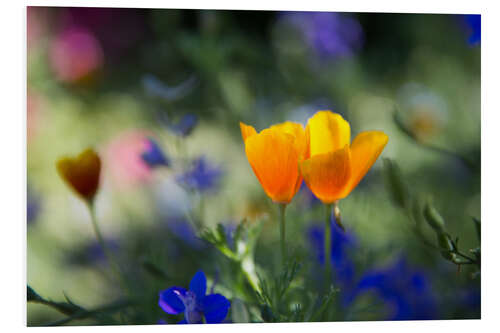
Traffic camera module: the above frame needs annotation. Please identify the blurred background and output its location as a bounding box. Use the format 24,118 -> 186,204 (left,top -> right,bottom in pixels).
27,7 -> 480,325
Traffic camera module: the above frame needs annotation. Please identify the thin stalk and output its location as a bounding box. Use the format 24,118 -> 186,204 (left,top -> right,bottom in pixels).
279,204 -> 287,266
324,204 -> 332,281
87,202 -> 128,293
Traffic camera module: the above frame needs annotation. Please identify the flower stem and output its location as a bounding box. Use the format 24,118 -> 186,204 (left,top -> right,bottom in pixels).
87,202 -> 127,292
324,203 -> 332,282
279,203 -> 287,266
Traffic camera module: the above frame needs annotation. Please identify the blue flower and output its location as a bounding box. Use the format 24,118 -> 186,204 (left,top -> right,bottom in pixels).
281,11 -> 364,60
346,257 -> 438,320
159,271 -> 231,324
27,185 -> 41,226
176,157 -> 223,193
169,114 -> 198,137
141,137 -> 170,168
461,14 -> 481,46
307,217 -> 357,286
156,112 -> 198,137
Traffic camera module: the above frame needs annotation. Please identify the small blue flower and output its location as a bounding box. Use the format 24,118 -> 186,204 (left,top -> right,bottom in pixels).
27,185 -> 41,226
169,114 -> 198,137
176,157 -> 223,193
141,137 -> 170,168
159,271 -> 231,324
461,14 -> 481,46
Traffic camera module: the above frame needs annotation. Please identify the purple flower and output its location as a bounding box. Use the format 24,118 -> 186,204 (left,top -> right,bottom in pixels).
176,157 -> 223,193
281,11 -> 364,60
141,137 -> 170,168
159,271 -> 231,324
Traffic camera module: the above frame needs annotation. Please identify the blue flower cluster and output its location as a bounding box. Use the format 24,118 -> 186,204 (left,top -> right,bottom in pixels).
307,218 -> 438,320
346,257 -> 438,320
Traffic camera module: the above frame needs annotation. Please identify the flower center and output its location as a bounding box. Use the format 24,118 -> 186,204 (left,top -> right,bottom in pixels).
177,290 -> 202,324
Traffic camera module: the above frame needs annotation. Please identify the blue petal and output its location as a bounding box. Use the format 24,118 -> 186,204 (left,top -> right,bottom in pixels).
177,319 -> 188,324
201,294 -> 231,324
159,287 -> 187,314
141,137 -> 170,168
189,271 -> 207,299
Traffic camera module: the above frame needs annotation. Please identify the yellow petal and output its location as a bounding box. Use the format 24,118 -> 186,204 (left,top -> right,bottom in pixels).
306,110 -> 351,157
299,145 -> 352,204
56,148 -> 101,201
344,131 -> 389,195
244,128 -> 301,204
240,122 -> 257,142
271,121 -> 309,160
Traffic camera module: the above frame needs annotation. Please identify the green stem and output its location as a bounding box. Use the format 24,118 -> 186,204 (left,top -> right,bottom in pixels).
87,202 -> 128,292
325,204 -> 332,282
279,204 -> 287,266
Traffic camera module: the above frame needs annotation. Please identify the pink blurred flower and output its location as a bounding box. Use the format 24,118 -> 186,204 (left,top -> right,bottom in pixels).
103,131 -> 155,188
49,27 -> 104,83
27,90 -> 46,143
27,7 -> 48,52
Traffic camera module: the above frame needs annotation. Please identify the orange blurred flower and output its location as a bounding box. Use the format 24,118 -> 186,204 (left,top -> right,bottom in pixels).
240,121 -> 309,204
56,148 -> 101,202
300,111 -> 388,204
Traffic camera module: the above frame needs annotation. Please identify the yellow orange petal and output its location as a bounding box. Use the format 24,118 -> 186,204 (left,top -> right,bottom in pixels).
306,110 -> 351,157
239,122 -> 257,142
244,128 -> 301,204
299,145 -> 352,204
57,148 -> 101,201
345,131 -> 389,195
271,121 -> 308,160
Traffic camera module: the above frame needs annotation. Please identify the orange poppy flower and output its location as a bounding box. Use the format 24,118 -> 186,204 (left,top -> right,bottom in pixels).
56,148 -> 101,202
300,111 -> 388,204
240,121 -> 308,204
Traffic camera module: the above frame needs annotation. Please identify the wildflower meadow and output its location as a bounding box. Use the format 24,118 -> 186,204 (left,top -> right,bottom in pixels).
26,7 -> 480,326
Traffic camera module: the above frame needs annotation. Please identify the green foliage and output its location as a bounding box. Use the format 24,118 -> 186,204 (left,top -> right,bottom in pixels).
201,217 -> 264,294
383,158 -> 480,271
255,261 -> 301,322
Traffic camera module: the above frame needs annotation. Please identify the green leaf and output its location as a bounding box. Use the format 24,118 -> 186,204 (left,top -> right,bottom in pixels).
27,285 -> 43,302
423,199 -> 446,233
